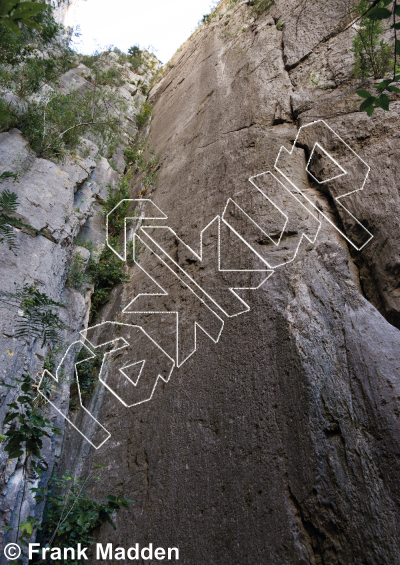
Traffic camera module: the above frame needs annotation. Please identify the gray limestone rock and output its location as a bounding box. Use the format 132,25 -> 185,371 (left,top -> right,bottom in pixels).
1,2 -> 400,564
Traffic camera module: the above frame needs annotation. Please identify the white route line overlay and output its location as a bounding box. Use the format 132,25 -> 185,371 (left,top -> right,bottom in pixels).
38,323 -> 175,449
39,340 -> 110,450
275,119 -> 373,251
224,170 -> 322,270
123,234 -> 225,368
81,322 -> 175,405
140,215 -> 274,318
106,199 -> 167,262
39,119 -> 373,449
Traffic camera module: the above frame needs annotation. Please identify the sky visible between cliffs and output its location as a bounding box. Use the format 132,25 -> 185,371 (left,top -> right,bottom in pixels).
73,0 -> 218,64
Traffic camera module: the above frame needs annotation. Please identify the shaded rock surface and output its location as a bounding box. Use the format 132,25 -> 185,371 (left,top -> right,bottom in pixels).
1,1 -> 400,564
58,1 -> 400,564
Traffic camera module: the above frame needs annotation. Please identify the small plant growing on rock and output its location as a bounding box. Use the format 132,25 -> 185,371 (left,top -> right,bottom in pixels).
350,0 -> 400,115
1,373 -> 61,460
66,252 -> 88,292
250,0 -> 275,16
0,373 -> 61,563
352,0 -> 392,80
136,101 -> 152,129
74,348 -> 102,397
87,244 -> 129,318
102,176 -> 130,235
0,284 -> 70,347
0,172 -> 40,253
32,468 -> 133,565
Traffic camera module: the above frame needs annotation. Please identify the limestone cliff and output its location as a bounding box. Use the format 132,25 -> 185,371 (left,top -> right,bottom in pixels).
0,47 -> 157,561
1,0 -> 400,564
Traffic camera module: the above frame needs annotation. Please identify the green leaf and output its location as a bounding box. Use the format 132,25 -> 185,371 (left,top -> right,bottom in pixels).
366,104 -> 375,116
392,22 -> 400,29
4,411 -> 19,424
396,41 -> 400,56
380,0 -> 392,6
386,85 -> 400,92
17,395 -> 32,403
21,382 -> 31,393
7,448 -> 24,458
360,96 -> 376,110
21,18 -> 40,30
356,89 -> 373,98
0,434 -> 6,442
376,78 -> 393,91
12,2 -> 47,18
375,93 -> 390,110
20,522 -> 33,536
366,7 -> 391,19
395,4 -> 400,16
0,0 -> 20,17
2,17 -> 20,34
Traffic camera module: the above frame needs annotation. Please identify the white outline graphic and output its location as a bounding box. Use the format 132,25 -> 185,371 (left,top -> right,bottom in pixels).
223,171 -> 322,270
39,119 -> 373,450
39,340 -> 111,449
39,323 -> 175,449
275,119 -> 373,250
81,322 -> 175,406
306,143 -> 348,183
106,199 -> 167,261
140,215 -> 274,318
123,235 -> 225,367
119,360 -> 146,387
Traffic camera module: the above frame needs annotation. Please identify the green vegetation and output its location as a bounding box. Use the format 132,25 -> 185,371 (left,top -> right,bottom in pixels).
124,142 -> 160,188
16,83 -> 124,159
352,0 -> 392,80
0,284 -> 70,347
75,348 -> 102,397
1,375 -> 131,565
352,0 -> 400,115
0,373 -> 61,563
128,44 -> 143,71
0,0 -> 74,126
0,188 -> 24,252
0,170 -> 42,252
88,244 -> 129,317
32,469 -> 132,565
67,178 -> 133,313
0,0 -> 47,35
103,176 -> 130,236
1,373 -> 61,459
250,0 -> 275,16
136,101 -> 152,129
67,252 -> 88,292
0,2 -> 128,160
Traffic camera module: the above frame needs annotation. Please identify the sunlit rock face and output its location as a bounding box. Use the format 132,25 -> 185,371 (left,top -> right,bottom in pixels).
49,0 -> 80,28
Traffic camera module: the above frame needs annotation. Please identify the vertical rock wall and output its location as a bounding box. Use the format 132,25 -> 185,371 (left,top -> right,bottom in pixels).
56,1 -> 400,564
1,0 -> 400,564
0,50 -> 157,560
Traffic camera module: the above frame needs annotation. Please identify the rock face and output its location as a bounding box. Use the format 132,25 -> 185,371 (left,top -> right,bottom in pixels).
2,0 -> 400,564
56,2 -> 400,564
0,51 -> 156,561
50,0 -> 81,29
